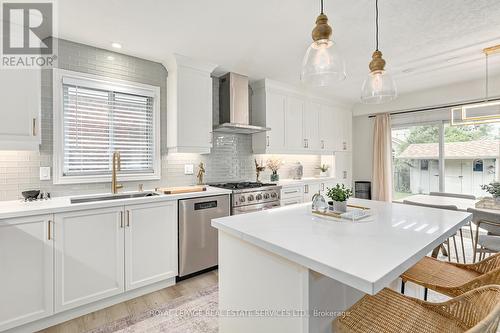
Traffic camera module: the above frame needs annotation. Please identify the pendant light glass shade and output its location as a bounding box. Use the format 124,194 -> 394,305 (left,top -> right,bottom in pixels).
301,39 -> 346,86
360,0 -> 397,104
361,69 -> 397,104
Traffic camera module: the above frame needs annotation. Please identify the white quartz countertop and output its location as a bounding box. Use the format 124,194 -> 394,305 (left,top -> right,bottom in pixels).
0,186 -> 232,220
212,198 -> 472,295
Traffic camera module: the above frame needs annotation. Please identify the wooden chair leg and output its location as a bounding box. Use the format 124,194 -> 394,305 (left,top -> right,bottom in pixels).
452,235 -> 459,263
446,239 -> 451,262
441,243 -> 448,257
459,228 -> 466,263
473,225 -> 480,263
431,246 -> 440,258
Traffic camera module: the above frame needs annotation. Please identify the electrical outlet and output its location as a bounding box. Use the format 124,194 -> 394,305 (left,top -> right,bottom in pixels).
184,164 -> 194,175
40,167 -> 51,180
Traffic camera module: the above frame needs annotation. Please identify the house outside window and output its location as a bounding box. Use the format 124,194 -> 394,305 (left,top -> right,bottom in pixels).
53,69 -> 161,184
392,120 -> 500,200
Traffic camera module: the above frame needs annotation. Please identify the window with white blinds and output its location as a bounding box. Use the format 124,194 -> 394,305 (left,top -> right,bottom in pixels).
54,69 -> 160,184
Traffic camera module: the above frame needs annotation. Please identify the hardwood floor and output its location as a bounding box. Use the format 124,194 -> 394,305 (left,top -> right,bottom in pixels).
38,270 -> 218,333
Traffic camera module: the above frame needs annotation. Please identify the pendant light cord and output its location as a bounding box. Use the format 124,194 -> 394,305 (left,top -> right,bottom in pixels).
486,53 -> 489,100
320,0 -> 324,14
375,0 -> 379,51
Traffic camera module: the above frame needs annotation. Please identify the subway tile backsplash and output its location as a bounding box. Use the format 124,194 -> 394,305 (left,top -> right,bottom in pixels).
0,38 -> 327,201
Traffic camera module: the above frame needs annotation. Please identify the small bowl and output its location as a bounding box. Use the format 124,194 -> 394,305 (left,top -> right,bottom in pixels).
22,190 -> 40,200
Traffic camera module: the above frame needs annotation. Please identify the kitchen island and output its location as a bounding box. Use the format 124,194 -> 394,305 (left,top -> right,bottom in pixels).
211,198 -> 472,333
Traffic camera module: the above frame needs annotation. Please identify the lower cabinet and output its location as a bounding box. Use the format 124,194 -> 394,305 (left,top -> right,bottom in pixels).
54,207 -> 125,312
0,214 -> 53,331
54,201 -> 178,313
303,183 -> 321,202
125,201 -> 177,290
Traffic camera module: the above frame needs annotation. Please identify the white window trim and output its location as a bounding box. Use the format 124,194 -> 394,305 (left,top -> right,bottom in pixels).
53,69 -> 161,185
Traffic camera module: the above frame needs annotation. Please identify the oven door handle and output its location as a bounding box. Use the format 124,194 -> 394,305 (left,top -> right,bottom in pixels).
232,202 -> 280,215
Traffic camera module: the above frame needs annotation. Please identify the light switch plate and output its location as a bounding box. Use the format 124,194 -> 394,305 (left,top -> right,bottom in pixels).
40,167 -> 51,180
184,164 -> 194,175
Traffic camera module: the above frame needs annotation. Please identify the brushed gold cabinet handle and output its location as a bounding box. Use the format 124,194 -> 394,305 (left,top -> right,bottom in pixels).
48,220 -> 52,240
32,118 -> 37,136
126,210 -> 130,227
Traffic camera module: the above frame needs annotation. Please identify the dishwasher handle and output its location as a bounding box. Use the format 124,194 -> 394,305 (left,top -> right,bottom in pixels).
194,200 -> 218,210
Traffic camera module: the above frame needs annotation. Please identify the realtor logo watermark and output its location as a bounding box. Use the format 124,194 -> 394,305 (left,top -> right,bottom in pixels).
1,1 -> 57,68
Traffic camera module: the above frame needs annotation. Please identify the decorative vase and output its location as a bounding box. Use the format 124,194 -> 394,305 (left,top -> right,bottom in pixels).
329,200 -> 347,213
319,171 -> 328,177
495,196 -> 500,204
270,171 -> 279,182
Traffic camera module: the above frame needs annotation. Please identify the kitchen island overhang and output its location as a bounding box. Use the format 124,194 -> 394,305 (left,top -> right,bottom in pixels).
212,199 -> 472,333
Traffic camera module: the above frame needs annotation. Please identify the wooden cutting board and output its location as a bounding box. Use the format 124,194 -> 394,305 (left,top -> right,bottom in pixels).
157,186 -> 207,195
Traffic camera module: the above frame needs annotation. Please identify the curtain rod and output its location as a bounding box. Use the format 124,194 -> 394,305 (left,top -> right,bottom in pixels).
367,96 -> 500,118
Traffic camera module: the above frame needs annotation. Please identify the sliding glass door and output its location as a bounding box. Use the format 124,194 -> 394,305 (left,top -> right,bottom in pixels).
392,120 -> 500,199
443,123 -> 499,197
392,124 -> 440,200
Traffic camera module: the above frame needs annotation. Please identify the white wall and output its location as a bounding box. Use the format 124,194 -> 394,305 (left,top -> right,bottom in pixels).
352,115 -> 374,182
352,75 -> 500,117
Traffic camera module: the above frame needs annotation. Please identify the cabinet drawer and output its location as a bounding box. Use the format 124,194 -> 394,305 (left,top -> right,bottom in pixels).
281,198 -> 304,206
281,186 -> 303,199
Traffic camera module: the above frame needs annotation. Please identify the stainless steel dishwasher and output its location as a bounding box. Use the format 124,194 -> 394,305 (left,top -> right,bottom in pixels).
178,195 -> 230,278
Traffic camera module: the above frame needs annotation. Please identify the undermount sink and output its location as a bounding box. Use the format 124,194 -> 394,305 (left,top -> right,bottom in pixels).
70,192 -> 159,204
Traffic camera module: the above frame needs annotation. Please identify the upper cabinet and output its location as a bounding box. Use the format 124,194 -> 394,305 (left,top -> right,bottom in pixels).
251,79 -> 351,154
166,54 -> 217,154
0,68 -> 41,150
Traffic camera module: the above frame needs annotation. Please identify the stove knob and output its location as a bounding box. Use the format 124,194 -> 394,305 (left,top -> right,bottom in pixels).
263,193 -> 270,199
256,194 -> 263,201
239,196 -> 246,203
247,195 -> 254,202
271,192 -> 277,198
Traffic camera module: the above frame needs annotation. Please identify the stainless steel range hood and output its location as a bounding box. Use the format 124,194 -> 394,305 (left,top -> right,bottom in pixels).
214,72 -> 270,134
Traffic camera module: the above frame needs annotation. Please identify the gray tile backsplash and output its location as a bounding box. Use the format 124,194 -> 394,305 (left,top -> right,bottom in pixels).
0,38 -> 324,201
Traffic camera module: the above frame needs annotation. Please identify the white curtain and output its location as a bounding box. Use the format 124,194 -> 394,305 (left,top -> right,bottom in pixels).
372,113 -> 393,201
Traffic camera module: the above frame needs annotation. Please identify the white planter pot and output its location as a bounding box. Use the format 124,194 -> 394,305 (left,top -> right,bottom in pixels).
319,171 -> 329,177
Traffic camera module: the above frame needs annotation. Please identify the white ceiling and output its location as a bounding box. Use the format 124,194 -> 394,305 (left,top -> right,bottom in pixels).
56,0 -> 500,105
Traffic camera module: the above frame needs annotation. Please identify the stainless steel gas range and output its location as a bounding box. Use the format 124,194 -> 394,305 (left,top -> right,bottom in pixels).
210,182 -> 281,215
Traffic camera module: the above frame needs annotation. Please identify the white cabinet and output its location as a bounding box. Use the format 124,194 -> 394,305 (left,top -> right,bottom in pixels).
303,102 -> 320,151
54,207 -> 125,312
252,89 -> 286,153
54,201 -> 178,312
0,214 -> 53,331
166,54 -> 217,154
338,110 -> 352,151
0,68 -> 41,150
335,152 -> 353,188
251,79 -> 351,154
280,185 -> 304,206
319,180 -> 338,196
303,182 -> 321,202
285,95 -> 305,150
125,201 -> 177,291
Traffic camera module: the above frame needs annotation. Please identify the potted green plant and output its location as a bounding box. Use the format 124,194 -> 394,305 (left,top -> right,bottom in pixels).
266,158 -> 283,182
326,184 -> 352,212
480,182 -> 500,203
316,164 -> 329,177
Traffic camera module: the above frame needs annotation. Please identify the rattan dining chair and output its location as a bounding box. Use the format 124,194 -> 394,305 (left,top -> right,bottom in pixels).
403,200 -> 462,262
400,253 -> 500,300
333,285 -> 500,333
467,208 -> 500,262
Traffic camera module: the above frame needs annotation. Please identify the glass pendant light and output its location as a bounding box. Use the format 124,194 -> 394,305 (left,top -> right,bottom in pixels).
301,0 -> 346,86
361,0 -> 397,104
